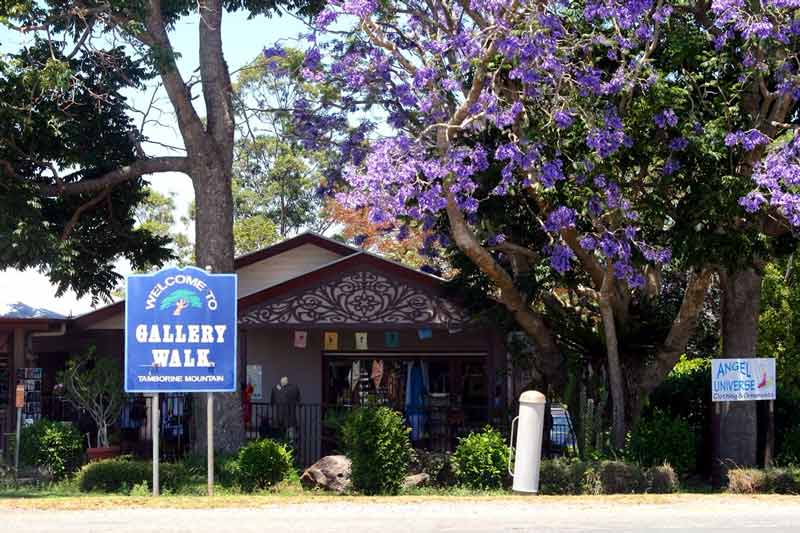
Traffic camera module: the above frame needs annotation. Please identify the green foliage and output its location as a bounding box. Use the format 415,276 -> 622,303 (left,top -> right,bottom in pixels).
451,426 -> 510,490
759,260 -> 800,396
341,407 -> 412,495
538,458 -> 590,495
647,356 -> 710,475
777,426 -> 800,467
180,453 -> 240,488
0,40 -> 171,301
77,458 -> 190,493
538,459 -> 674,494
235,439 -> 294,492
231,49 -> 336,243
20,420 -> 85,480
233,214 -> 279,255
133,188 -> 193,266
626,409 -> 697,476
59,347 -> 125,448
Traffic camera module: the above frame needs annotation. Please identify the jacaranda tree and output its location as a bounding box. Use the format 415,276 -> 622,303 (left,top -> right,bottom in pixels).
281,0 -> 799,457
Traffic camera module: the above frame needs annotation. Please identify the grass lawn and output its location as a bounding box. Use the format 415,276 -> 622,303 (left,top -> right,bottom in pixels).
0,480 -> 791,511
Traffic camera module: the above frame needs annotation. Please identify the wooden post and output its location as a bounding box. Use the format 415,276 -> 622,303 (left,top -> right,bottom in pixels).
152,393 -> 160,496
207,392 -> 214,497
14,406 -> 21,485
765,400 -> 775,468
711,401 -> 722,489
14,383 -> 24,486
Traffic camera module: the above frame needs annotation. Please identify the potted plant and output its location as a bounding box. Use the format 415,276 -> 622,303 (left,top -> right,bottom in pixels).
59,346 -> 126,461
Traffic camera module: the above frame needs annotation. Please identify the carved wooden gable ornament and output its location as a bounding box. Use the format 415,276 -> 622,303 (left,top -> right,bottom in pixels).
239,268 -> 470,329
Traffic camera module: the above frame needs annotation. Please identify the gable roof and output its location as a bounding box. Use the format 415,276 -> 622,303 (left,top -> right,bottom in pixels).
233,232 -> 357,269
72,232 -> 413,329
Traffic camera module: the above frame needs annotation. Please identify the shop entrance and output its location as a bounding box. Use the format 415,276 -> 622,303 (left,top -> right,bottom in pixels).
322,351 -> 491,451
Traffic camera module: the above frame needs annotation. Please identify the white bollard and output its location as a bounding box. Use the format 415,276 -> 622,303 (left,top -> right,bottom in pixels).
508,390 -> 546,493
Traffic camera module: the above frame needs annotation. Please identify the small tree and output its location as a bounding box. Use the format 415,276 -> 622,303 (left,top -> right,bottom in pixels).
59,347 -> 125,449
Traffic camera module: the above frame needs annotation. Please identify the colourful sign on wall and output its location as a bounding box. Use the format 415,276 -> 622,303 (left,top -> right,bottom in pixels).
125,266 -> 237,392
711,358 -> 776,402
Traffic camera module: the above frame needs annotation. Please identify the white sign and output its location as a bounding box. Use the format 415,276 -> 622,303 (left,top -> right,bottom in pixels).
712,358 -> 776,402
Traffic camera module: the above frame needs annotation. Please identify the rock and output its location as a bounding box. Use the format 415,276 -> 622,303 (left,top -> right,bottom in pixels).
300,455 -> 351,493
403,473 -> 430,489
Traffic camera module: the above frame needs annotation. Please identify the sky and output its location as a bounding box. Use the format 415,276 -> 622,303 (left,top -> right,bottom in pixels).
0,9 -> 309,316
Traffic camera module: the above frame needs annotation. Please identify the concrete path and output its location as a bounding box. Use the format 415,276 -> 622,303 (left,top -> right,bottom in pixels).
2,496 -> 798,532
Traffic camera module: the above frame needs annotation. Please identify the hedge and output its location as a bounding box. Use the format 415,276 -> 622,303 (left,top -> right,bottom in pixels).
538,459 -> 678,494
78,458 -> 191,493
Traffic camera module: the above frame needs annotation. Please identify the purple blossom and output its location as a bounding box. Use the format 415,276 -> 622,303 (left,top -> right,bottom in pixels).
550,244 -> 575,273
579,235 -> 597,251
663,158 -> 682,176
654,108 -> 678,129
487,233 -> 507,246
669,137 -> 689,151
539,159 -> 565,188
554,109 -> 575,129
544,206 -> 577,232
725,130 -> 771,151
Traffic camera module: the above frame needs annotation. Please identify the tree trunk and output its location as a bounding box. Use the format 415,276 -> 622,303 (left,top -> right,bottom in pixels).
600,271 -> 626,450
192,161 -> 245,454
714,267 -> 761,484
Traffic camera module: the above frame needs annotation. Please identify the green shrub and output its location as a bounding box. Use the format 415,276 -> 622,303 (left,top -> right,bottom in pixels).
777,425 -> 800,466
582,461 -> 646,494
341,407 -> 412,495
180,453 -> 239,488
539,458 -> 589,495
765,468 -> 800,494
20,419 -> 85,479
626,409 -> 696,476
236,439 -> 294,492
647,357 -> 711,475
646,465 -> 679,493
78,458 -> 190,493
452,426 -> 509,490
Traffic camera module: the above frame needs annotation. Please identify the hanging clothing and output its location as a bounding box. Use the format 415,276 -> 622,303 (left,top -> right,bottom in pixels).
161,395 -> 185,439
243,383 -> 254,427
119,397 -> 142,430
371,360 -> 384,388
405,362 -> 427,441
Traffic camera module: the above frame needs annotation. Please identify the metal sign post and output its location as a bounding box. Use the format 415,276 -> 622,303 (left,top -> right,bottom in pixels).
14,384 -> 24,485
152,392 -> 160,496
207,392 -> 214,497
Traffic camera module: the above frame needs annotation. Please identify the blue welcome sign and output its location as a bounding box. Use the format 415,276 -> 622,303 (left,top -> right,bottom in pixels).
125,266 -> 237,392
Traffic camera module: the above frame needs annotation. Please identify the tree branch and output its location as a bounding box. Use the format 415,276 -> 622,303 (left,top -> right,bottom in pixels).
41,157 -> 190,196
61,186 -> 111,240
445,191 -> 563,381
198,0 -> 235,169
141,0 -> 207,150
640,267 -> 714,392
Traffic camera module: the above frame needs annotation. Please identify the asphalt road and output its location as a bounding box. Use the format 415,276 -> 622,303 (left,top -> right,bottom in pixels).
2,496 -> 799,532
